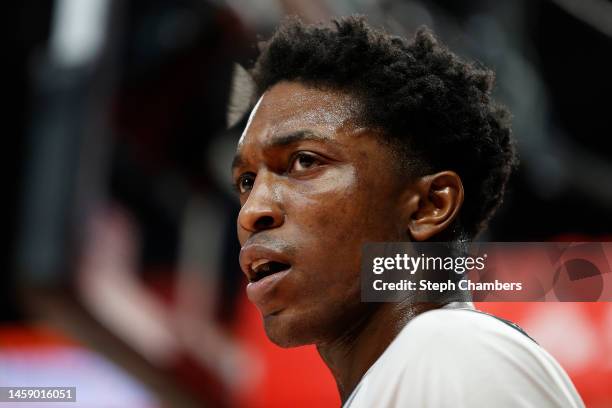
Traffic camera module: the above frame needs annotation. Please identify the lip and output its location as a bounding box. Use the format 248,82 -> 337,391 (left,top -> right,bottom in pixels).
246,267 -> 291,305
239,243 -> 292,306
239,244 -> 291,281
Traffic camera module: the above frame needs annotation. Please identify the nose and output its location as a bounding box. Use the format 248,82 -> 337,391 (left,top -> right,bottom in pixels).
238,171 -> 284,236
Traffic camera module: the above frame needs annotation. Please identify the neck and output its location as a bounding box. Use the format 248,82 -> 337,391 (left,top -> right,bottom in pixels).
316,301 -> 438,403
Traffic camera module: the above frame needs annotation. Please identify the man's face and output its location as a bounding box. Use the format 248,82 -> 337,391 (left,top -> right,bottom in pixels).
233,81 -> 410,347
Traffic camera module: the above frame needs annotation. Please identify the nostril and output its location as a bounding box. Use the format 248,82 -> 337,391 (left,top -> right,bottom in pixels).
254,215 -> 276,230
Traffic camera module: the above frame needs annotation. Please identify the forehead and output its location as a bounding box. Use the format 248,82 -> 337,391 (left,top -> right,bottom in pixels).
238,81 -> 361,148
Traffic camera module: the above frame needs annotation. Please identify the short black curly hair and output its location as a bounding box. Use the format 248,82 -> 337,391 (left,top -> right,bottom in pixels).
250,16 -> 517,238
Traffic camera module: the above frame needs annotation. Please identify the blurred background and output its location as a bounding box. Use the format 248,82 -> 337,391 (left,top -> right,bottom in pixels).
4,0 -> 612,407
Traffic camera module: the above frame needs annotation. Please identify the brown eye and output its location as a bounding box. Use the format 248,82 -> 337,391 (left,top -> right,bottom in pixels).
237,173 -> 255,194
289,152 -> 320,173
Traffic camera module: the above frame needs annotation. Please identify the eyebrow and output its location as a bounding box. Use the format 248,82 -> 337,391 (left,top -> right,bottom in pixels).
231,129 -> 334,171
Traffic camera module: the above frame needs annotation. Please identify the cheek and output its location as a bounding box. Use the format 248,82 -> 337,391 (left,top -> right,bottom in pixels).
291,166 -> 400,242
286,168 -> 399,274
287,167 -> 362,237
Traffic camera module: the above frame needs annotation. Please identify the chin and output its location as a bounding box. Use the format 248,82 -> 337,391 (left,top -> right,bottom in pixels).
262,310 -> 326,348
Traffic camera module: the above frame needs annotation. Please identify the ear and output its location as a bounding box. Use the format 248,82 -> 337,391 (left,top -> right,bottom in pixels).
404,171 -> 464,241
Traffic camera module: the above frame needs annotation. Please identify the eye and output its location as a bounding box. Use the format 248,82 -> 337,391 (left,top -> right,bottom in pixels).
289,152 -> 321,173
236,173 -> 255,194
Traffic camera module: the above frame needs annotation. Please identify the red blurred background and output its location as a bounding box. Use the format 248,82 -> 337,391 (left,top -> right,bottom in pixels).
5,0 -> 612,406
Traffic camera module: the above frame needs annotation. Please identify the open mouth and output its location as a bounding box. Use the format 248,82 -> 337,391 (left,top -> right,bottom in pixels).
250,259 -> 291,282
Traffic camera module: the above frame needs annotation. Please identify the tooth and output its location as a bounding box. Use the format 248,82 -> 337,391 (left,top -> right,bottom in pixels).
251,259 -> 270,272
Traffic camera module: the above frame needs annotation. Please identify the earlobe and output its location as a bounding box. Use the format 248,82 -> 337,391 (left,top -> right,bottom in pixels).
406,171 -> 464,241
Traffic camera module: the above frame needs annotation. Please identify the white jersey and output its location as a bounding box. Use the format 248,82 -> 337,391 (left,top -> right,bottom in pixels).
344,303 -> 584,408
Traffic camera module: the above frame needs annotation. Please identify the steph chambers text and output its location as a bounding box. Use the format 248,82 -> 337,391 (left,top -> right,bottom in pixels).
372,279 -> 523,292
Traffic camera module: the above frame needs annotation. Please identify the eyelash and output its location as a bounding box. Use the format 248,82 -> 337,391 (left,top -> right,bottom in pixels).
289,151 -> 321,172
233,152 -> 324,195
